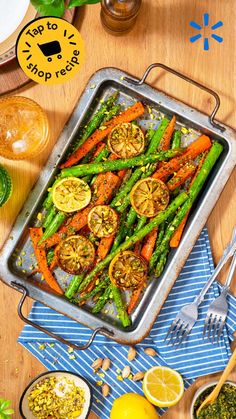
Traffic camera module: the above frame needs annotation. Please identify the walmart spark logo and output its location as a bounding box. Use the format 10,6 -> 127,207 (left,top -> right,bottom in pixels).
190,13 -> 223,51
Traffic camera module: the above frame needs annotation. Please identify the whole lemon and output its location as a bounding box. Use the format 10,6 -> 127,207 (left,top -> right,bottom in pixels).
110,393 -> 159,419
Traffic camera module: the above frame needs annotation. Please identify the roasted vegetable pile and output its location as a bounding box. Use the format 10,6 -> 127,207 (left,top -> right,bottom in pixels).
29,92 -> 223,327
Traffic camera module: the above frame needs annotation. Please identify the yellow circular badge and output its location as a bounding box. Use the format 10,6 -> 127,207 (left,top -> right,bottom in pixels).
16,17 -> 85,85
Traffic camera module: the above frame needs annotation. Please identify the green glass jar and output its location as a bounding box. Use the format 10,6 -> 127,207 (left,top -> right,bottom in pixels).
0,164 -> 13,207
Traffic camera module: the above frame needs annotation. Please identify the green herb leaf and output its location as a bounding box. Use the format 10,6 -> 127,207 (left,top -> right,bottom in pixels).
31,0 -> 65,17
68,0 -> 101,8
0,399 -> 14,418
0,400 -> 10,411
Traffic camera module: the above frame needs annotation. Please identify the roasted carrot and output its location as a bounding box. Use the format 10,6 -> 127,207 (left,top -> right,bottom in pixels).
60,102 -> 145,168
127,284 -> 144,315
97,235 -> 115,260
29,228 -> 63,294
134,241 -> 142,255
170,152 -> 208,247
152,135 -> 211,180
49,245 -> 59,271
140,228 -> 158,262
167,162 -> 196,191
158,115 -> 176,151
41,172 -> 120,249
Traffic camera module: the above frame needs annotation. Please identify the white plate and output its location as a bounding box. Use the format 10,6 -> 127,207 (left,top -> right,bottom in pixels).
0,0 -> 30,43
0,1 -> 36,66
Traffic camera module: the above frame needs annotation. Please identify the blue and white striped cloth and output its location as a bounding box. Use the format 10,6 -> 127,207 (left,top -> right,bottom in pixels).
18,228 -> 236,418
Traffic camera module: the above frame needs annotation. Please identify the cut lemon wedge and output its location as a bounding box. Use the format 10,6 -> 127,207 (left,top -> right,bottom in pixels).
109,250 -> 148,289
52,177 -> 91,213
88,205 -> 119,238
143,366 -> 184,407
57,235 -> 95,274
130,177 -> 169,217
108,122 -> 145,158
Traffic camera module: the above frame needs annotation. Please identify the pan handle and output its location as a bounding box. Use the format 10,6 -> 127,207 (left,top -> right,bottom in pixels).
124,63 -> 225,132
11,282 -> 114,351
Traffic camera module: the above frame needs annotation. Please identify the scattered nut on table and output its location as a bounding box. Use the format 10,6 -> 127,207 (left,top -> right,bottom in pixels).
102,358 -> 111,371
102,384 -> 110,397
92,358 -> 103,370
144,348 -> 157,357
127,347 -> 136,361
122,365 -> 131,379
133,371 -> 145,381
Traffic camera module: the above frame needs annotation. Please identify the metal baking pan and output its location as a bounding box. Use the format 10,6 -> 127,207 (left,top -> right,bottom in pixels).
1,63 -> 235,349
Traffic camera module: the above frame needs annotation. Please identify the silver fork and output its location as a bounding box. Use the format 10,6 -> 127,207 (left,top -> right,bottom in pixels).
203,251 -> 236,343
165,226 -> 236,347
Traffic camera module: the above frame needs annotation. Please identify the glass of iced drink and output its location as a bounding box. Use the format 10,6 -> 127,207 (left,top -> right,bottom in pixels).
0,96 -> 49,160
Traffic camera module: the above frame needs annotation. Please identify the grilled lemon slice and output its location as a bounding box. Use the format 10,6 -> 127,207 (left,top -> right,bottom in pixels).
130,177 -> 169,217
109,250 -> 147,289
57,235 -> 95,274
88,205 -> 119,238
52,177 -> 91,213
108,122 -> 145,158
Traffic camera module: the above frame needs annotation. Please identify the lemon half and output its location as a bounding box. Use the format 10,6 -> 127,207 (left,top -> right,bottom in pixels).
143,366 -> 184,408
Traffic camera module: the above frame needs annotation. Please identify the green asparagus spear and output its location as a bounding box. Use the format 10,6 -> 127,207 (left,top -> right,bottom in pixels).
43,206 -> 57,229
111,283 -> 131,327
42,177 -> 62,209
150,142 -> 223,269
38,211 -> 66,245
154,247 -> 169,277
65,274 -> 85,300
171,130 -> 182,149
102,104 -> 121,123
73,92 -> 119,152
60,150 -> 181,179
92,285 -> 112,313
74,276 -> 110,303
146,118 -> 170,154
78,192 -> 188,291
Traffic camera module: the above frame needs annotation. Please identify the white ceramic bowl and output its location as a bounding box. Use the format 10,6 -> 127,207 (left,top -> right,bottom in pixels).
190,380 -> 236,418
19,370 -> 93,419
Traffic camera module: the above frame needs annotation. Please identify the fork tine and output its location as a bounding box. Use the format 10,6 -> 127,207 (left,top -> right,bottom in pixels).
203,314 -> 211,338
216,318 -> 225,343
168,320 -> 183,346
176,325 -> 190,347
212,316 -> 221,344
172,322 -> 186,346
207,314 -> 217,340
165,317 -> 179,341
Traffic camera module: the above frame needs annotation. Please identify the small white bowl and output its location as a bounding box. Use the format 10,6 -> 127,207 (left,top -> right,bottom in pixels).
190,380 -> 236,418
19,370 -> 93,419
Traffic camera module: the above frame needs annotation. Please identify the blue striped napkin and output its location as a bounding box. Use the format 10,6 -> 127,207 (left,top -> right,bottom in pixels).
18,228 -> 236,418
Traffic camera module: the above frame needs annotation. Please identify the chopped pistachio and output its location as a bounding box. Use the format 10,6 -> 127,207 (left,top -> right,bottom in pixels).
181,127 -> 188,134
96,380 -> 103,387
39,344 -> 46,350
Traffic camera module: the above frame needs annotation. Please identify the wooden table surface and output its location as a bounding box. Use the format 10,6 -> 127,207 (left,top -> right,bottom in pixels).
0,1 -> 235,418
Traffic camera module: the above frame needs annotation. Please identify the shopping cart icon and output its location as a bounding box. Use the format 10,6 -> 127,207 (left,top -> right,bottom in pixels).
37,41 -> 62,62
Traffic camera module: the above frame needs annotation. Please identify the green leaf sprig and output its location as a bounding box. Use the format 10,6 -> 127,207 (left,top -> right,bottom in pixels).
0,399 -> 14,419
31,0 -> 101,17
